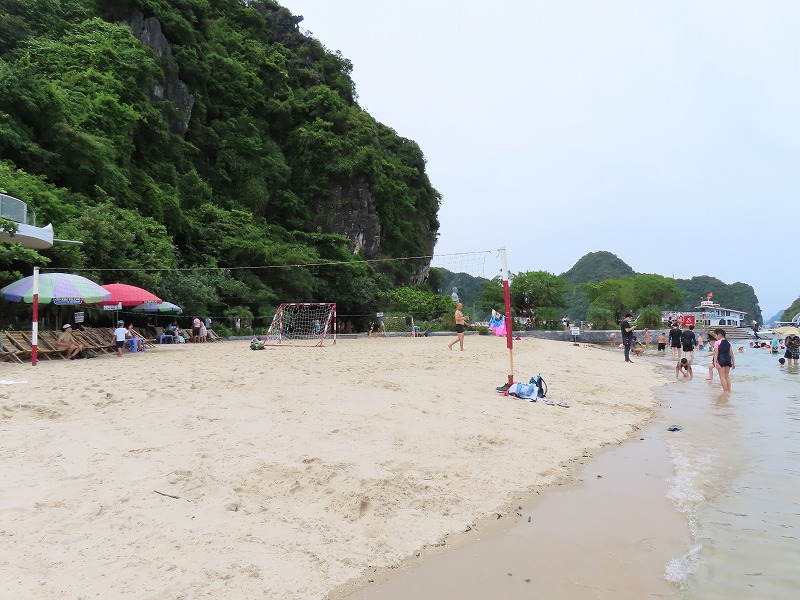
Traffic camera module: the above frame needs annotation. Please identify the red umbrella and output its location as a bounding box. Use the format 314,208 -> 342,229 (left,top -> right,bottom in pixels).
100,283 -> 162,307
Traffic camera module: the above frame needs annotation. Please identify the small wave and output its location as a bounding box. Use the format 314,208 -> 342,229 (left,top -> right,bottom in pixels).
664,544 -> 701,591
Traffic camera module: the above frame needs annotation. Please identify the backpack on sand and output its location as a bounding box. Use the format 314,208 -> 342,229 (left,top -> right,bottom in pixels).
530,374 -> 547,399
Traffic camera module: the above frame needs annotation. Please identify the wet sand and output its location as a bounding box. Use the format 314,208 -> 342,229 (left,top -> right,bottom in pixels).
338,415 -> 689,600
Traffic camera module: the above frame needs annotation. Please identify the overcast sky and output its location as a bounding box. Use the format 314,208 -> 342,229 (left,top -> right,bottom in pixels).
279,0 -> 798,320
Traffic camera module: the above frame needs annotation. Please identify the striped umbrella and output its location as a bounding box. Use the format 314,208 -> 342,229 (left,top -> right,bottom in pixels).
0,272 -> 110,305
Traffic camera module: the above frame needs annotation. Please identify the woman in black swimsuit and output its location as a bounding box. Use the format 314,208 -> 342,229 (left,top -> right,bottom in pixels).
713,328 -> 735,392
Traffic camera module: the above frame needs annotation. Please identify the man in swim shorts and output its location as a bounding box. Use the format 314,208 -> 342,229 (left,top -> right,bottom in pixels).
448,303 -> 469,351
656,332 -> 667,355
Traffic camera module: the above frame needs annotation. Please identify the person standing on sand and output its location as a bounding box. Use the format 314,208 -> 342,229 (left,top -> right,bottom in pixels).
620,313 -> 635,362
713,328 -> 735,392
448,303 -> 469,351
192,316 -> 202,343
642,328 -> 650,349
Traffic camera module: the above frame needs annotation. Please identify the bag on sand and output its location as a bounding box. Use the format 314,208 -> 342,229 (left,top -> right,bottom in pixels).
530,374 -> 547,398
250,342 -> 265,350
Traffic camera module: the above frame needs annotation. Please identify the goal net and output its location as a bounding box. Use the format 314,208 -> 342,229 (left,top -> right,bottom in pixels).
265,303 -> 336,346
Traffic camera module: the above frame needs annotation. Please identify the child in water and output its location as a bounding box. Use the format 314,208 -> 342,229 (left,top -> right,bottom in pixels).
676,357 -> 693,379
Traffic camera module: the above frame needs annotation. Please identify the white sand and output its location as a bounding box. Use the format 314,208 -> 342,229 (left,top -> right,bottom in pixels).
0,336 -> 664,598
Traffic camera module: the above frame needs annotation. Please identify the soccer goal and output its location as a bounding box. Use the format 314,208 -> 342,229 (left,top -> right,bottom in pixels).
265,303 -> 336,346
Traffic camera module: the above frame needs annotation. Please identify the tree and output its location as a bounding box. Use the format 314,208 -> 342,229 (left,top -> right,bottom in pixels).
586,304 -> 615,329
631,274 -> 682,310
509,271 -> 568,321
381,286 -> 451,321
583,279 -> 634,320
635,305 -> 664,329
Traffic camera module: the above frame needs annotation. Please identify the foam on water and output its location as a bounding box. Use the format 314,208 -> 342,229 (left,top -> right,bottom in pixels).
656,347 -> 800,597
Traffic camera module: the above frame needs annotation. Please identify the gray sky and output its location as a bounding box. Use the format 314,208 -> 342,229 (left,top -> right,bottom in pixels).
279,0 -> 798,320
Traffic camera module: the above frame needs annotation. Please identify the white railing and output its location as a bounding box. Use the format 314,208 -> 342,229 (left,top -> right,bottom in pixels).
0,193 -> 36,226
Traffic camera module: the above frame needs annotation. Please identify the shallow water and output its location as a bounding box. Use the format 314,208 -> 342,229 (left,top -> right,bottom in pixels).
341,347 -> 799,599
662,348 -> 800,598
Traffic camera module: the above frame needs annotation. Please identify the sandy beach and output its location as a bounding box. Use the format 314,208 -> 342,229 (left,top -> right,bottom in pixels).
1,335 -> 666,599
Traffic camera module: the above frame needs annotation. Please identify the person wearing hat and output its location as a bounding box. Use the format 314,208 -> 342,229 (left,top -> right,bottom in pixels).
56,324 -> 84,359
113,320 -> 129,357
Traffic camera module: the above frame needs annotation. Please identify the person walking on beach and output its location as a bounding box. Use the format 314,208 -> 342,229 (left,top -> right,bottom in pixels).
642,328 -> 650,349
621,313 -> 635,363
713,328 -> 735,392
448,303 -> 469,351
113,320 -> 129,357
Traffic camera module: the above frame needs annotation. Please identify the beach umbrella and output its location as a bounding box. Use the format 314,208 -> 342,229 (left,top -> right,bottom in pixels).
100,283 -> 162,307
0,272 -> 110,305
775,326 -> 799,336
130,301 -> 182,314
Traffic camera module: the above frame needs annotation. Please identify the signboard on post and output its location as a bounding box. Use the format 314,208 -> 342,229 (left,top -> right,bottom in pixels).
74,312 -> 84,324
571,326 -> 580,337
683,315 -> 696,327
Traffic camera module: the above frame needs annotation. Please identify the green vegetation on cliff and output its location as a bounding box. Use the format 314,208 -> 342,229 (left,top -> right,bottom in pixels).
781,297 -> 800,323
0,0 -> 440,323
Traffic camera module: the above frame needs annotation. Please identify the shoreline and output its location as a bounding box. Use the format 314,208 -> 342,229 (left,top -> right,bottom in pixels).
1,337 -> 669,599
335,375 -> 687,600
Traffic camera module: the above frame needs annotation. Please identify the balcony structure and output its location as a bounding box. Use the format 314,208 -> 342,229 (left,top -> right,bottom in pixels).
0,193 -> 54,250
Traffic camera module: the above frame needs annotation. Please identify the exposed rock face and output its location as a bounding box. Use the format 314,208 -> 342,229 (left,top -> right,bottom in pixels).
126,12 -> 194,135
319,181 -> 381,259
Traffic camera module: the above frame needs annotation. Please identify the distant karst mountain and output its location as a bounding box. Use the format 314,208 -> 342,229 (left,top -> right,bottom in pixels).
562,251 -> 635,285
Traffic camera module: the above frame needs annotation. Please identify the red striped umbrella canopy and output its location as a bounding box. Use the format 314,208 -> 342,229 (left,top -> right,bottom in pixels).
100,283 -> 162,307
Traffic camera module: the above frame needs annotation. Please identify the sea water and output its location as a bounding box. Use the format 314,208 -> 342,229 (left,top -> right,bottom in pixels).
662,346 -> 800,599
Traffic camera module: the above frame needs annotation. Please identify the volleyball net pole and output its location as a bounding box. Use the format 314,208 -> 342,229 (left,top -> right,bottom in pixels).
499,247 -> 514,385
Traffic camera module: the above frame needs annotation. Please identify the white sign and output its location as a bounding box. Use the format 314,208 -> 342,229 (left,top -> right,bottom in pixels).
376,312 -> 384,317
103,302 -> 122,311
74,312 -> 85,324
571,326 -> 580,336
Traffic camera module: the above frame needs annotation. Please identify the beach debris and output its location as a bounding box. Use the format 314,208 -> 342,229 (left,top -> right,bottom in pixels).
525,578 -> 531,583
495,512 -> 502,520
528,516 -> 531,522
154,490 -> 180,500
667,424 -> 684,432
507,573 -> 513,576
597,475 -> 603,479
557,401 -> 570,408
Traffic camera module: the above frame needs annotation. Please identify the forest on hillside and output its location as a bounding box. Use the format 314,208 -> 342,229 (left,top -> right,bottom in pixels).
0,0 -> 440,327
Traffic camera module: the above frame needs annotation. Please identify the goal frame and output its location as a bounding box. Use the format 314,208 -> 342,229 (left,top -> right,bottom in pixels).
264,303 -> 337,347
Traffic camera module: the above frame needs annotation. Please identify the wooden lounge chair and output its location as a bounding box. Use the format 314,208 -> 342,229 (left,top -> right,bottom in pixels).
0,332 -> 27,363
7,330 -> 67,360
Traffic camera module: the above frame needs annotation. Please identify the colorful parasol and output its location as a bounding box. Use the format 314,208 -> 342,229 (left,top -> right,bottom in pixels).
130,301 -> 182,314
100,283 -> 162,307
0,272 -> 111,305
